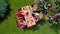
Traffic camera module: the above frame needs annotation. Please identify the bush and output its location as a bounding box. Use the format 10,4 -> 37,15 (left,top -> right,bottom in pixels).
0,0 -> 8,19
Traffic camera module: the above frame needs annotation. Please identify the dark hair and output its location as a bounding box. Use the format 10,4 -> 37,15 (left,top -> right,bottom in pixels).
33,11 -> 40,13
32,14 -> 35,17
31,5 -> 34,7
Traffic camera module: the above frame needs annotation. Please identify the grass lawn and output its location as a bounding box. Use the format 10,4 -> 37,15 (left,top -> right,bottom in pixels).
0,0 -> 60,34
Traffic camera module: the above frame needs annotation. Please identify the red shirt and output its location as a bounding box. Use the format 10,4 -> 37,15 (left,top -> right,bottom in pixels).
16,10 -> 22,17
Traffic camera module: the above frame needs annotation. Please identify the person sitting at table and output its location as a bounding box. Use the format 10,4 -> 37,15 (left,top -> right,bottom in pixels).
30,5 -> 34,13
32,11 -> 39,22
16,18 -> 27,28
15,8 -> 23,19
34,13 -> 39,22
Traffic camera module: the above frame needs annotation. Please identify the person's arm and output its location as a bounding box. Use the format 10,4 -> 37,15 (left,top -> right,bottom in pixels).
14,12 -> 18,19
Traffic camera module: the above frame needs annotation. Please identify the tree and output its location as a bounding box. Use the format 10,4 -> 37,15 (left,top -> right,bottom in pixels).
0,0 -> 8,19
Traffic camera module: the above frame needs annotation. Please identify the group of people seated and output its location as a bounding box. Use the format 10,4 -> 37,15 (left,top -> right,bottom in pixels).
15,8 -> 26,28
15,4 -> 44,28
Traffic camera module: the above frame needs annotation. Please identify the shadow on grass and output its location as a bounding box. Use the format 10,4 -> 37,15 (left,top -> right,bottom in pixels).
0,1 -> 12,24
37,19 -> 46,25
23,25 -> 39,31
22,19 -> 46,31
50,23 -> 60,34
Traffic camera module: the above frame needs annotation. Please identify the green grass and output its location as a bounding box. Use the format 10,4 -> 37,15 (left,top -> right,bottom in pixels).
0,0 -> 60,34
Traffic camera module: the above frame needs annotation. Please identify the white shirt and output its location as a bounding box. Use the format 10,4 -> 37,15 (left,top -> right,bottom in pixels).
35,13 -> 39,16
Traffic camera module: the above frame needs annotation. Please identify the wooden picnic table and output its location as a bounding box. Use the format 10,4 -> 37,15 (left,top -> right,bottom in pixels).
21,6 -> 36,27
